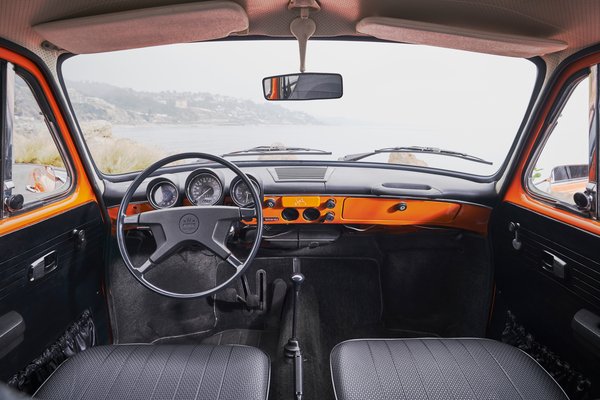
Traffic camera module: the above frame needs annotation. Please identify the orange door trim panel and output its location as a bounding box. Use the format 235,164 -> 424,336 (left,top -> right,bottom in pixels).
0,46 -> 96,236
504,51 -> 600,236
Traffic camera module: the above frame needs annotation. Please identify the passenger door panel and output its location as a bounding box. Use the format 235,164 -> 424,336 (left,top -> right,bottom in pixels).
491,201 -> 600,390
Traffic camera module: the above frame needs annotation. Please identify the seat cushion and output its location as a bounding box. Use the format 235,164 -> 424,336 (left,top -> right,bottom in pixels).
34,344 -> 270,400
330,338 -> 568,400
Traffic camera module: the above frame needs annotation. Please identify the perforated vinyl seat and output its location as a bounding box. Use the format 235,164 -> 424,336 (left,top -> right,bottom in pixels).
33,345 -> 270,400
330,338 -> 568,400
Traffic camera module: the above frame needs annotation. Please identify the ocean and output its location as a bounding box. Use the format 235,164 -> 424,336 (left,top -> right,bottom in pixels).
111,124 -> 511,176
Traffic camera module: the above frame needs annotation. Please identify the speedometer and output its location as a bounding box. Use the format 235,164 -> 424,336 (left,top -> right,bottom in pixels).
185,171 -> 223,206
230,177 -> 261,207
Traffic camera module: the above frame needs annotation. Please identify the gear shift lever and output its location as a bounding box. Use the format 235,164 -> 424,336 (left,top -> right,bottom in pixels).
284,258 -> 304,400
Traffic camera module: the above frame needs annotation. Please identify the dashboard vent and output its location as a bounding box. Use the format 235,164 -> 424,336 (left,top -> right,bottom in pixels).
271,167 -> 330,181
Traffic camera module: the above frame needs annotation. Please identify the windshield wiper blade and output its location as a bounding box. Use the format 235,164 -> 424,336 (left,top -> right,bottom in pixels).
340,146 -> 493,165
222,145 -> 332,157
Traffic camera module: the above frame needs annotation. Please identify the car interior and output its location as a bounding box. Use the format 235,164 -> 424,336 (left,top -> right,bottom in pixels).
0,1 -> 599,400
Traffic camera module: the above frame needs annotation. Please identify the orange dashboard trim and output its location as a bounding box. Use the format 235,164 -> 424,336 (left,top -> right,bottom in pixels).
504,52 -> 600,236
281,196 -> 321,208
109,197 -> 491,235
0,46 -> 97,237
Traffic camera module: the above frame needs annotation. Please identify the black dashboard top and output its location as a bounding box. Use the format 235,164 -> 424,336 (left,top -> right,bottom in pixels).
103,163 -> 497,208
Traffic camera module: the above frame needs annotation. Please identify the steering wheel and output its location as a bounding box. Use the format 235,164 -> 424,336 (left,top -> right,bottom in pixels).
116,153 -> 263,299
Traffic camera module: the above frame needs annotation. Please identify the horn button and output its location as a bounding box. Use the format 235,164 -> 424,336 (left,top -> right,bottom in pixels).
179,214 -> 199,234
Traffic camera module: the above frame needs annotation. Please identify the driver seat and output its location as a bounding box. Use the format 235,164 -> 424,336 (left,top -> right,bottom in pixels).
31,344 -> 270,400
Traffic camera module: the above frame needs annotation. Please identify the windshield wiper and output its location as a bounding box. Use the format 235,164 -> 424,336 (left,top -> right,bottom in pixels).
222,145 -> 332,157
340,146 -> 493,165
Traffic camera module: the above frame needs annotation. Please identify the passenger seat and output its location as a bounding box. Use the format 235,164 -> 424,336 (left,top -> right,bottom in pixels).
330,338 -> 568,400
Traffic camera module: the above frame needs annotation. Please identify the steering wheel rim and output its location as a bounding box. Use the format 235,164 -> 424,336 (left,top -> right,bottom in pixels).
116,152 -> 264,299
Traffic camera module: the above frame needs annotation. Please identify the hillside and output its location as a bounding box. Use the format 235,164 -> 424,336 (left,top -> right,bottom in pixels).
64,81 -> 320,125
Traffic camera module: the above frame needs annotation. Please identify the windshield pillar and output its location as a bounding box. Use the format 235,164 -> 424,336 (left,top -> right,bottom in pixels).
1,61 -> 15,218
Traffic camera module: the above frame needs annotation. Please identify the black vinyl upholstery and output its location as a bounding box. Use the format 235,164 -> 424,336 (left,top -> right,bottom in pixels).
33,344 -> 270,400
330,338 -> 568,400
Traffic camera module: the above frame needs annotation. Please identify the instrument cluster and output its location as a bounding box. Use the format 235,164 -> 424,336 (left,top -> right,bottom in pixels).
146,168 -> 262,209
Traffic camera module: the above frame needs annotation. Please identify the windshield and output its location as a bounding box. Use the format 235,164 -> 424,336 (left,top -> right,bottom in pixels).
61,40 -> 537,175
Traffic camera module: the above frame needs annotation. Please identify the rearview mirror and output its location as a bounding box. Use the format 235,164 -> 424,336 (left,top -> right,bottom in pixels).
263,73 -> 342,101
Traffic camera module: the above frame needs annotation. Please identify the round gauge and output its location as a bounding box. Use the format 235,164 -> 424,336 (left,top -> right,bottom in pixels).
230,177 -> 261,207
147,180 -> 179,209
186,171 -> 223,206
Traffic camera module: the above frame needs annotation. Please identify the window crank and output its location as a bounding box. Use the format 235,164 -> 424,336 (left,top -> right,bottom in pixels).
508,222 -> 522,251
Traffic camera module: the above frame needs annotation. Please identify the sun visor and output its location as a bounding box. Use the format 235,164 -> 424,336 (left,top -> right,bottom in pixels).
356,17 -> 567,58
33,1 -> 249,54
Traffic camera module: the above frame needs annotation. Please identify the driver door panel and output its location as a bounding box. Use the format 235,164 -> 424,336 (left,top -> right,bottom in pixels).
0,203 -> 108,382
0,48 -> 109,387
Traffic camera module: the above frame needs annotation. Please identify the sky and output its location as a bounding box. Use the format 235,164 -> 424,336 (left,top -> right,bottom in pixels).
62,40 -> 536,126
62,40 -> 552,175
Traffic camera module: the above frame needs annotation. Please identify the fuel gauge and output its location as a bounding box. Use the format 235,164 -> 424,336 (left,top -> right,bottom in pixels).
147,180 -> 179,209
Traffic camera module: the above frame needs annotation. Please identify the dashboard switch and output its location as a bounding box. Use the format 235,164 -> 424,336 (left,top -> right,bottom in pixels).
324,212 -> 335,222
264,198 -> 276,208
396,202 -> 408,212
325,198 -> 336,209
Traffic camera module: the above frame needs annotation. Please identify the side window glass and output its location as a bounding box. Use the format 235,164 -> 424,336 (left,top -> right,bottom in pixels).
529,76 -> 590,206
4,70 -> 70,211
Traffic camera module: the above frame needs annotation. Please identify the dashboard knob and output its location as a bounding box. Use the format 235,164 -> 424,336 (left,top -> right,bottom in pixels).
396,202 -> 408,212
325,198 -> 336,209
324,211 -> 335,222
264,198 -> 276,208
5,194 -> 24,212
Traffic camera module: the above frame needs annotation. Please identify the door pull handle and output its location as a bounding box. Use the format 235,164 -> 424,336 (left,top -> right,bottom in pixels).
28,251 -> 58,282
541,250 -> 567,279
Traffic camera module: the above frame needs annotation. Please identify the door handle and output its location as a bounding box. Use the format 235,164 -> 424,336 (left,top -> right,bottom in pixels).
28,250 -> 58,281
0,311 -> 25,359
541,250 -> 567,279
572,309 -> 600,355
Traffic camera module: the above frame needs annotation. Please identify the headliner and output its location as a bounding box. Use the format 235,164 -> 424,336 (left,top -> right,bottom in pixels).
0,0 -> 599,65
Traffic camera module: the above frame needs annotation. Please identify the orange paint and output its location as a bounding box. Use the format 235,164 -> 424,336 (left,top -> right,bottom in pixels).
108,196 -> 490,234
342,198 -> 460,223
281,196 -> 321,208
107,202 -> 154,234
262,196 -> 489,234
0,46 -> 97,236
504,52 -> 600,235
107,202 -> 154,223
267,77 -> 280,100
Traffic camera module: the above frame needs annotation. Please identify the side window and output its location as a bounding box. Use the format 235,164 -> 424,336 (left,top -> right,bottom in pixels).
2,63 -> 70,214
529,75 -> 591,206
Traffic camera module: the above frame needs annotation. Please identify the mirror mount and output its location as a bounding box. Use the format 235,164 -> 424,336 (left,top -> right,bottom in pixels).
288,0 -> 319,72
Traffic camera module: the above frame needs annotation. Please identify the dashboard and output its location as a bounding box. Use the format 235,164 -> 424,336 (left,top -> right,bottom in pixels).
106,164 -> 494,235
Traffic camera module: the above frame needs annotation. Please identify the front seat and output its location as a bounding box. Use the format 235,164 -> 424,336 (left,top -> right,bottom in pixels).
32,344 -> 270,400
331,338 -> 568,400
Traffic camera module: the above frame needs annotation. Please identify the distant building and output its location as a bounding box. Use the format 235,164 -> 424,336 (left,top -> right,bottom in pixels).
175,99 -> 188,109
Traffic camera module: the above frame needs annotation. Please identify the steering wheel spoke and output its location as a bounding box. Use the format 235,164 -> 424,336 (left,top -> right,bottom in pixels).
226,254 -> 243,271
136,258 -> 157,275
240,207 -> 257,220
122,214 -> 140,225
